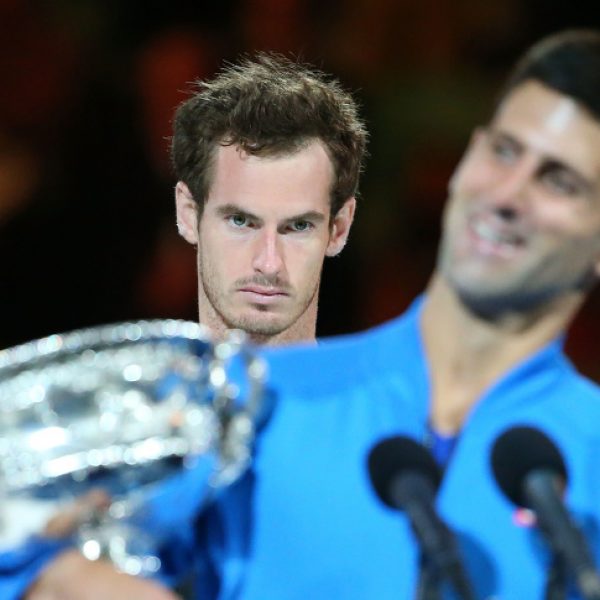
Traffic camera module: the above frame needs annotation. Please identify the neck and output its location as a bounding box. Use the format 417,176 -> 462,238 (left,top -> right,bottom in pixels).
421,273 -> 583,433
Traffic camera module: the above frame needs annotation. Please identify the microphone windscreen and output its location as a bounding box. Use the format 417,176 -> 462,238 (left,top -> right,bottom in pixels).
368,436 -> 441,509
491,425 -> 568,507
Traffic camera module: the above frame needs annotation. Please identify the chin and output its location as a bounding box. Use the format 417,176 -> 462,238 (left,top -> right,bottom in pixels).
229,315 -> 290,338
456,283 -> 555,318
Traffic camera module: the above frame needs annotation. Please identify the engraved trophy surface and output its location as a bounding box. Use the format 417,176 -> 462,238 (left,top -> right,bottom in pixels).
0,320 -> 266,575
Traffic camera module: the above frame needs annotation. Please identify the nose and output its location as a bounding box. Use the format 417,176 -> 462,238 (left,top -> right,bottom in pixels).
486,158 -> 537,219
252,228 -> 284,276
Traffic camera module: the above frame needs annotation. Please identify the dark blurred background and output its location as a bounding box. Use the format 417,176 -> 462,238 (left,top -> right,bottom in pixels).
2,0 -> 600,380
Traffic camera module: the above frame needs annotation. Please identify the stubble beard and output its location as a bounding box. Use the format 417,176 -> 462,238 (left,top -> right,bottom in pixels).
438,227 -> 597,319
198,261 -> 319,339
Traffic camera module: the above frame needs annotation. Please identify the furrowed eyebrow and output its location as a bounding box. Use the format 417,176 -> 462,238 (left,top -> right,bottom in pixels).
215,205 -> 328,227
215,204 -> 261,222
283,211 -> 327,225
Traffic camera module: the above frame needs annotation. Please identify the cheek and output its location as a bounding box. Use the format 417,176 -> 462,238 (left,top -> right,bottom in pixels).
286,241 -> 327,284
533,201 -> 600,239
199,232 -> 238,275
450,159 -> 498,197
441,192 -> 465,238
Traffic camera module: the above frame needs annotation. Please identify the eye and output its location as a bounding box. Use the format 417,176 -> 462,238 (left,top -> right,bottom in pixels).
288,219 -> 313,232
489,135 -> 519,163
541,168 -> 584,197
227,214 -> 249,228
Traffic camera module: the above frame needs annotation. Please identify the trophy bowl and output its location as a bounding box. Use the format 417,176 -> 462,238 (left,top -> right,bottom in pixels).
0,320 -> 266,575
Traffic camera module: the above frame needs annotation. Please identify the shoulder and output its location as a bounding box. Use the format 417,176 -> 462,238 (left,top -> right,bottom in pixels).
527,361 -> 600,447
558,368 -> 600,426
262,304 -> 422,395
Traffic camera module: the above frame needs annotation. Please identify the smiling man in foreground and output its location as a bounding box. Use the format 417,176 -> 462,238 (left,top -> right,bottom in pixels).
226,28 -> 600,599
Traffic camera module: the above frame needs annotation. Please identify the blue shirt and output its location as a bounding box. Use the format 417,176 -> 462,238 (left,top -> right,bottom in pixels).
157,296 -> 600,599
3,296 -> 600,599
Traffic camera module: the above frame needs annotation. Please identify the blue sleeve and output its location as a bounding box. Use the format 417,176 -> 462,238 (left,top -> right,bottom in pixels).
133,454 -> 219,589
0,536 -> 72,600
147,461 -> 253,599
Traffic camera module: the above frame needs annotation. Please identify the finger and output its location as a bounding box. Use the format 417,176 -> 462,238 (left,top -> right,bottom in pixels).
43,489 -> 112,538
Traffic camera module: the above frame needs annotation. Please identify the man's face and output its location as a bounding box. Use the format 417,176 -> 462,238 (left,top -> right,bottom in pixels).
438,80 -> 600,314
176,140 -> 354,343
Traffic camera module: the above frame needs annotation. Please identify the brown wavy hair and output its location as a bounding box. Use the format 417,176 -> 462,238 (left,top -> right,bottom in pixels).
170,52 -> 368,218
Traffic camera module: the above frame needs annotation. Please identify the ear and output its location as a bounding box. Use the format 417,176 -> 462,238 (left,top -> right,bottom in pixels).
326,197 -> 356,257
175,181 -> 200,245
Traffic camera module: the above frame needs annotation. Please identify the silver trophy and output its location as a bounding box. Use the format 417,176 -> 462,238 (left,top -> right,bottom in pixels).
0,320 -> 266,575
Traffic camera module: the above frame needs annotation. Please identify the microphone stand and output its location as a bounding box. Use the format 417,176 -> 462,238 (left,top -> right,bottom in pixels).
393,473 -> 475,600
414,548 -> 476,600
415,554 -> 441,600
367,436 -> 475,600
544,554 -> 567,600
525,470 -> 600,600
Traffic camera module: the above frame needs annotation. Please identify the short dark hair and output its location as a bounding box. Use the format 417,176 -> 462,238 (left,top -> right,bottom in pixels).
171,52 -> 368,217
499,29 -> 600,121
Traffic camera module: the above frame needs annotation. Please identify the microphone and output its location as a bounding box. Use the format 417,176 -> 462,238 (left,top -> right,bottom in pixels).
368,436 -> 475,600
491,425 -> 600,600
